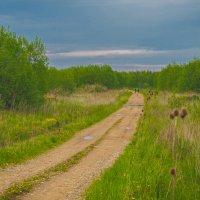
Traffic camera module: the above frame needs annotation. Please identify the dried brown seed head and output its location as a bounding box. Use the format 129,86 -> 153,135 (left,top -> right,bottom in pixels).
173,109 -> 179,117
170,168 -> 176,176
180,108 -> 188,119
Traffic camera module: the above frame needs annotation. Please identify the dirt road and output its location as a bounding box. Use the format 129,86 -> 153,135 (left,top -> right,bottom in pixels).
0,93 -> 143,199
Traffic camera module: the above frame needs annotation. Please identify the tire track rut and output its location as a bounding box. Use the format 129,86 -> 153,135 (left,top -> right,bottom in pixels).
0,94 -> 142,196
21,94 -> 144,200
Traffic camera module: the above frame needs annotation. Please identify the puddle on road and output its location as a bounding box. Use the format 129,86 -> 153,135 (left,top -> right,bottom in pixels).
83,136 -> 94,140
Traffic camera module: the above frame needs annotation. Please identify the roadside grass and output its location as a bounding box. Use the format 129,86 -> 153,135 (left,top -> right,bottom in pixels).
85,92 -> 200,200
0,90 -> 131,167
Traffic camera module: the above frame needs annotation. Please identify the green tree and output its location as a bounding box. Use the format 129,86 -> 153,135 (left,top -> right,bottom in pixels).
0,27 -> 47,108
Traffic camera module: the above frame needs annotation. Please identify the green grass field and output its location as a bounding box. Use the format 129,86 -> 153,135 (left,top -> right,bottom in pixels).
0,90 -> 131,167
85,92 -> 200,200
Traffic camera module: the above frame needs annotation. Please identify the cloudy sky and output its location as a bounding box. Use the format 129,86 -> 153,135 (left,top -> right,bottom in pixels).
1,0 -> 200,71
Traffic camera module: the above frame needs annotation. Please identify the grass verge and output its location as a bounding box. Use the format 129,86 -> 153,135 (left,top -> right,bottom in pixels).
84,92 -> 200,200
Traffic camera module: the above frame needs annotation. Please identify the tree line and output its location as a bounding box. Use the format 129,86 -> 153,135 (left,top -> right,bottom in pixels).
157,60 -> 200,92
47,65 -> 156,92
0,27 -> 199,109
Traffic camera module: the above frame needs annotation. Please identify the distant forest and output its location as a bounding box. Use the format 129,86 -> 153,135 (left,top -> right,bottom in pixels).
0,27 -> 200,108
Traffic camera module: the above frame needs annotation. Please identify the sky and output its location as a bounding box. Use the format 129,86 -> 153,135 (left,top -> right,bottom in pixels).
0,0 -> 200,71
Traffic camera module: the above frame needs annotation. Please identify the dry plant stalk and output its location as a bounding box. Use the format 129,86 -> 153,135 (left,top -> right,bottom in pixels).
169,109 -> 178,200
169,108 -> 188,200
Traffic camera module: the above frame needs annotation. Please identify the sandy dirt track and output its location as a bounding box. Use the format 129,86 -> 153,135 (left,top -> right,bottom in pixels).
0,93 -> 143,198
19,93 -> 143,200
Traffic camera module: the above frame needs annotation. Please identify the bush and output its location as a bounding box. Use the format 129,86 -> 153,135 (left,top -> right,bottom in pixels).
0,27 -> 48,109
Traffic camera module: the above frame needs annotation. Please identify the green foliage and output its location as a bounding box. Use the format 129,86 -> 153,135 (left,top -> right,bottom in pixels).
0,27 -> 48,109
180,60 -> 200,92
47,60 -> 200,94
157,60 -> 200,92
47,65 -> 157,92
27,36 -> 49,93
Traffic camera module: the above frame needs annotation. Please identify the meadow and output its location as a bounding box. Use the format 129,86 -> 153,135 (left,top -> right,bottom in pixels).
85,91 -> 200,200
1,27 -> 200,199
0,89 -> 131,167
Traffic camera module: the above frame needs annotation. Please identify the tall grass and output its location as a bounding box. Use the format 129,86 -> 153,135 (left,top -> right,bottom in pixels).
85,92 -> 200,200
0,90 -> 131,167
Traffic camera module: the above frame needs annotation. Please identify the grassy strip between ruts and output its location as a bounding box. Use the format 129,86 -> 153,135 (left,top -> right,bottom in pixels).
0,118 -> 123,200
84,91 -> 200,200
0,91 -> 131,167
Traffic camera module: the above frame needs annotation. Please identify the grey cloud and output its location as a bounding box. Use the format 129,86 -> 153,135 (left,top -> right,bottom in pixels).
48,48 -> 200,58
1,0 -> 199,69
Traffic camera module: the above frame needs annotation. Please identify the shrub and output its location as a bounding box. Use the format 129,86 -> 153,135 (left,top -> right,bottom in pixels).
0,26 -> 48,109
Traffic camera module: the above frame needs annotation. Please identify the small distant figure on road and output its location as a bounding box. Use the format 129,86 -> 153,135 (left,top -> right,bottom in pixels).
134,88 -> 140,93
